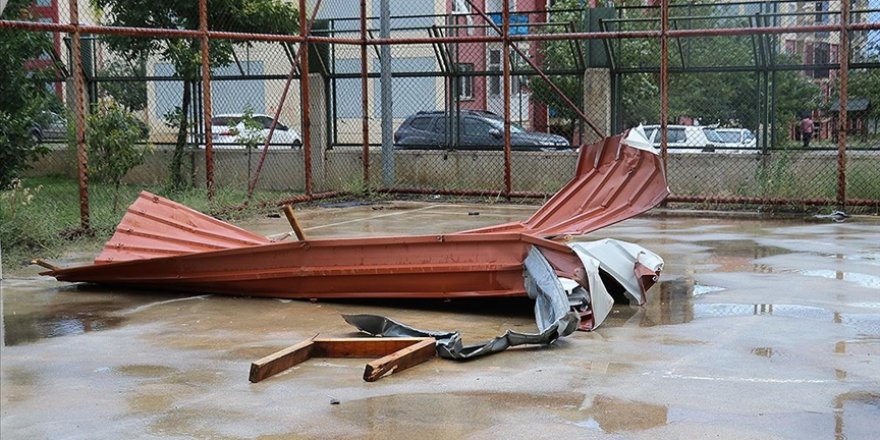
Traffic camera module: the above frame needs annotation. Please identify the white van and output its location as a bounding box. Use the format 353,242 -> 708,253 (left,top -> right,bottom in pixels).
641,125 -> 723,153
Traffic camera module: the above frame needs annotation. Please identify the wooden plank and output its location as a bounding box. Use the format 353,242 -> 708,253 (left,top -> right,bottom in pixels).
363,338 -> 436,382
249,340 -> 315,383
311,338 -> 430,358
282,204 -> 306,241
31,259 -> 60,271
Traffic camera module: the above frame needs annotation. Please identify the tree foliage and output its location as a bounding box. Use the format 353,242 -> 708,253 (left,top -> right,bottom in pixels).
533,0 -> 824,143
90,0 -> 299,190
0,0 -> 56,189
98,58 -> 148,112
84,97 -> 147,211
531,0 -> 584,139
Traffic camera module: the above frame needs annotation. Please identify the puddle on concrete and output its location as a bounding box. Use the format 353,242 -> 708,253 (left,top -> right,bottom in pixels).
572,395 -> 668,433
749,347 -> 794,359
129,393 -> 175,412
635,279 -> 880,337
1,285 -> 211,346
333,391 -> 670,436
693,284 -> 725,296
2,299 -> 128,346
825,252 -> 880,266
115,364 -> 178,378
332,391 -> 585,438
694,239 -> 792,259
833,391 -> 880,440
798,270 -> 880,289
689,239 -> 792,273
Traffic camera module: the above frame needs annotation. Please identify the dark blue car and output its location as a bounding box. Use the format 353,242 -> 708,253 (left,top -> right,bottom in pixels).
394,110 -> 571,152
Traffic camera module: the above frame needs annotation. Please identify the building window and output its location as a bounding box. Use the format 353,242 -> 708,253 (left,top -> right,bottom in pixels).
815,1 -> 829,24
456,63 -> 474,100
488,48 -> 501,97
484,0 -> 516,14
813,42 -> 830,78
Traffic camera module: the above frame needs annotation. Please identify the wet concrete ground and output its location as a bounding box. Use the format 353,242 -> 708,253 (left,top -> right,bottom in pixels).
2,201 -> 879,439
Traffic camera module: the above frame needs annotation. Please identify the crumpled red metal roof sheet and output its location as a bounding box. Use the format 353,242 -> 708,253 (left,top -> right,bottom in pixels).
94,192 -> 269,264
462,133 -> 668,237
43,131 -> 668,302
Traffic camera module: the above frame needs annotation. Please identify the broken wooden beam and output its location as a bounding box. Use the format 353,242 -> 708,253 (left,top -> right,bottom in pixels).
282,204 -> 306,241
249,337 -> 435,383
249,339 -> 315,383
363,337 -> 436,382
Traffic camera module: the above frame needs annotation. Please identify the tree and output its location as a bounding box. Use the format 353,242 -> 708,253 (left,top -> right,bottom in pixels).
847,67 -> 880,134
85,97 -> 147,211
98,57 -> 148,112
772,64 -> 821,145
91,0 -> 299,190
0,0 -> 56,189
530,0 -> 585,140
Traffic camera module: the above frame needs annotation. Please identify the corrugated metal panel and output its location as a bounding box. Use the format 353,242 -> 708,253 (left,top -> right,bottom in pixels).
462,134 -> 669,237
94,191 -> 269,264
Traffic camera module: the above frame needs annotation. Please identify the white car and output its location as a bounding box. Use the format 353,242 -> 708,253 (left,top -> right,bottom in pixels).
715,128 -> 758,154
207,113 -> 302,149
641,124 -> 723,153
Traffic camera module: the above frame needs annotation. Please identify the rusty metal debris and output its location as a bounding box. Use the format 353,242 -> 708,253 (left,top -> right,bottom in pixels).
42,130 -> 669,333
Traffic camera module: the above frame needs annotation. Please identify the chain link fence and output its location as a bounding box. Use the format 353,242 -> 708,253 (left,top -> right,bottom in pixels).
2,0 -> 879,272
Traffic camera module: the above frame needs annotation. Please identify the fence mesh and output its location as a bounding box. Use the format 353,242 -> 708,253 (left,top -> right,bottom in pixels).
2,0 -> 879,273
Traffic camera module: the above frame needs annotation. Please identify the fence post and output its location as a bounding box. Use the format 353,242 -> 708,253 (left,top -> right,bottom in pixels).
69,0 -> 89,230
836,0 -> 850,210
379,0 -> 394,186
299,0 -> 312,195
361,0 -> 370,188
659,0 -> 669,169
502,0 -> 512,198
199,0 -> 215,200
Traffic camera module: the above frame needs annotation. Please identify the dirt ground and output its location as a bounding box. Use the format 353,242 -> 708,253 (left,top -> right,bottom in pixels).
1,201 -> 879,439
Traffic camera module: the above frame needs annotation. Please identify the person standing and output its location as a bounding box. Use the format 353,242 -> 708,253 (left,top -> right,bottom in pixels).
801,114 -> 814,148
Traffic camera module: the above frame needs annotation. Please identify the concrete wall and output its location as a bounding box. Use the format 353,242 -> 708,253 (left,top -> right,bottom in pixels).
24,147 -> 878,199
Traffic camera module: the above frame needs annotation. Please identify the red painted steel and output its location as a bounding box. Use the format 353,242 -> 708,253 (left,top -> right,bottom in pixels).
45,136 -> 667,299
463,134 -> 668,237
94,192 -> 269,264
53,233 -> 582,299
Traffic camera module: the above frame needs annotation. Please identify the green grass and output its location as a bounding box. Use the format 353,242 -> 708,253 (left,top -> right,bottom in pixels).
0,175 -> 297,275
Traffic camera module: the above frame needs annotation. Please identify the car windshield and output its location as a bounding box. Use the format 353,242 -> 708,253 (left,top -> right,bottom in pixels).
212,116 -> 242,126
717,131 -> 741,143
703,128 -> 722,143
484,118 -> 526,134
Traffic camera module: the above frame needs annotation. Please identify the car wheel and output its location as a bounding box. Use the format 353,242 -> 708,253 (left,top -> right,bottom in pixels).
31,129 -> 42,144
292,140 -> 302,149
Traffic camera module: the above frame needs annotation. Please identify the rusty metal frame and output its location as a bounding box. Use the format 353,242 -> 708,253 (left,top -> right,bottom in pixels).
198,0 -> 215,200
3,1 -> 880,222
836,0 -> 850,209
67,0 -> 88,230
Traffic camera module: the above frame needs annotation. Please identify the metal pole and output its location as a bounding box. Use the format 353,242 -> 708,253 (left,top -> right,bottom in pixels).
300,0 -> 313,194
659,0 -> 669,166
463,0 -> 603,138
837,0 -> 850,210
247,1 -> 322,199
502,0 -> 512,197
69,0 -> 89,230
361,0 -> 370,187
380,0 -> 394,185
199,0 -> 215,200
